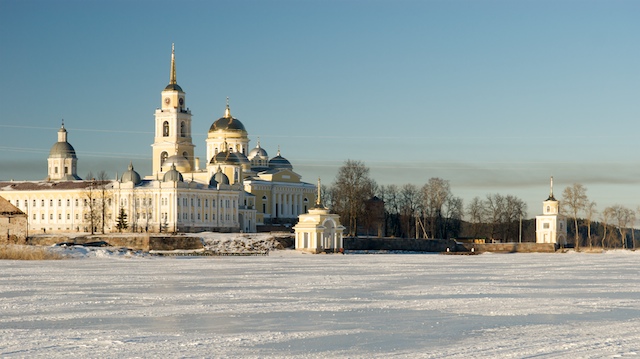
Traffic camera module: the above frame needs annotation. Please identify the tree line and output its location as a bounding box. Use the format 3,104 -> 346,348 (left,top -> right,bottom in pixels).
326,159 -> 639,249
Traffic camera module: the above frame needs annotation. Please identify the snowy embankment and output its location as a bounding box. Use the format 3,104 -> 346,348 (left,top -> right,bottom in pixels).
2,251 -> 640,358
188,232 -> 294,254
41,232 -> 296,258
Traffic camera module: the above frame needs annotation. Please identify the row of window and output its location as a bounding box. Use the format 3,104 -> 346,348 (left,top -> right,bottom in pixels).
31,212 -> 113,221
25,209 -> 234,224
177,212 -> 233,222
12,199 -> 79,208
178,198 -> 234,208
51,166 -> 72,175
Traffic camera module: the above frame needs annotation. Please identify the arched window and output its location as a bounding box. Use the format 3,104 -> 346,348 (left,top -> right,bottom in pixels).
546,205 -> 550,213
180,121 -> 186,137
161,151 -> 168,165
183,151 -> 189,160
163,121 -> 169,137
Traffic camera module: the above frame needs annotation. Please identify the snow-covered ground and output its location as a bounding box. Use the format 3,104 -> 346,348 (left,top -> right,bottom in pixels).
2,250 -> 640,358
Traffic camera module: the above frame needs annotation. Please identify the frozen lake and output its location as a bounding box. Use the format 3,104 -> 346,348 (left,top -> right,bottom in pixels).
2,251 -> 640,358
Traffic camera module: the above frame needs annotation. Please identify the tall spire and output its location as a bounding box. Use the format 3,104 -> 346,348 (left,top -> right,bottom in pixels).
546,176 -> 556,201
169,43 -> 177,85
224,97 -> 231,118
316,177 -> 322,206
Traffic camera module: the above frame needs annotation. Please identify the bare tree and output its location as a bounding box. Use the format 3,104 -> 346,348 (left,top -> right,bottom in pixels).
330,160 -> 376,236
382,184 -> 400,237
466,196 -> 486,238
561,183 -> 588,251
83,180 -> 100,234
611,205 -> 634,249
421,178 -> 452,239
399,184 -> 420,238
630,211 -> 637,249
584,201 -> 597,249
320,184 -> 332,208
484,194 -> 505,242
503,195 -> 527,242
481,193 -> 526,242
442,195 -> 464,239
96,170 -> 111,234
601,207 -> 614,248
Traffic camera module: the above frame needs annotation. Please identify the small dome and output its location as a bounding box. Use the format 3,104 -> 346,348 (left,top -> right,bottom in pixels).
163,164 -> 184,182
268,149 -> 293,170
236,151 -> 250,164
213,167 -> 229,185
163,155 -> 191,173
49,142 -> 77,158
211,150 -> 244,165
121,162 -> 142,185
248,144 -> 268,160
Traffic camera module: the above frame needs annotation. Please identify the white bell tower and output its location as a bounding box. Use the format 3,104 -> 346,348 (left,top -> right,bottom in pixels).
536,177 -> 567,245
151,43 -> 195,176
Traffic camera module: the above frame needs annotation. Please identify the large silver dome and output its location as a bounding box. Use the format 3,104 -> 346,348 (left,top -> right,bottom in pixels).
162,155 -> 191,173
49,141 -> 77,158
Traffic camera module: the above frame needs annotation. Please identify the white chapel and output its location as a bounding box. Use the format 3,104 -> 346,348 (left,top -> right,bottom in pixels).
535,177 -> 567,245
293,179 -> 345,253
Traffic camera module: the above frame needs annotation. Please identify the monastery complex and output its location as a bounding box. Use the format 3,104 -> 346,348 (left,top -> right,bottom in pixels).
0,45 -> 316,234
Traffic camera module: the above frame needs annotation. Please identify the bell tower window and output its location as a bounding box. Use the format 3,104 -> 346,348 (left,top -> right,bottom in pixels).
180,121 -> 186,137
163,121 -> 169,137
161,151 -> 168,165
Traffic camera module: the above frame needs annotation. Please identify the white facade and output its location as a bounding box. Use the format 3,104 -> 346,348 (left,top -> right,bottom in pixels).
535,177 -> 567,245
293,181 -> 345,253
0,176 -> 255,234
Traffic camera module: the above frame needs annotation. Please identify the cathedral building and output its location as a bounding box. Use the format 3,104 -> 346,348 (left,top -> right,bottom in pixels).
0,44 -> 315,234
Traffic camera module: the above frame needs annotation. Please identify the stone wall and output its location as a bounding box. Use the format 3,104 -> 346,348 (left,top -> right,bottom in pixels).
344,238 -> 557,253
0,216 -> 28,244
26,234 -> 204,251
458,242 -> 557,253
344,238 -> 458,252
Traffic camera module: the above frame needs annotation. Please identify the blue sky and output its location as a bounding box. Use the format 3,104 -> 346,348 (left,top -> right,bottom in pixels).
1,0 -> 639,218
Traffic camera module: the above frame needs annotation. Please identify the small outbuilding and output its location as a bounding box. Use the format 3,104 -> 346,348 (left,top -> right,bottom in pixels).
0,195 -> 28,243
293,179 -> 345,253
